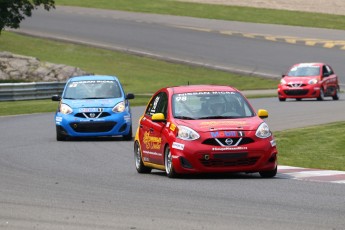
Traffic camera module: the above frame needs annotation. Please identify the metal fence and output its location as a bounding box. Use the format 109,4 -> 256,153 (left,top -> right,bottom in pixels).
0,82 -> 66,101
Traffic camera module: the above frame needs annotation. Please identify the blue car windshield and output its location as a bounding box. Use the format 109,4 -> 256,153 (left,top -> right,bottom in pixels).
63,80 -> 122,99
172,91 -> 255,119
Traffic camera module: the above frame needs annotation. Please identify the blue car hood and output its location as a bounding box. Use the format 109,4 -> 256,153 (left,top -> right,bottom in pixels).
63,98 -> 121,108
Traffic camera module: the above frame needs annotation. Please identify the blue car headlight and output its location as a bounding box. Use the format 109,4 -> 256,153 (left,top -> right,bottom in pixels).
112,101 -> 125,113
255,122 -> 271,139
60,103 -> 73,114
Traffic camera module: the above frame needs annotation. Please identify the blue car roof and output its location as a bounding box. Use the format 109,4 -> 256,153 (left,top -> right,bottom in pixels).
68,75 -> 119,82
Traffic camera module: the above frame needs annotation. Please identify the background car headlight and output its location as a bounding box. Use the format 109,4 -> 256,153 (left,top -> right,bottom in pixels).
177,126 -> 200,141
280,79 -> 286,85
255,122 -> 271,138
112,101 -> 125,113
60,103 -> 73,114
308,79 -> 318,85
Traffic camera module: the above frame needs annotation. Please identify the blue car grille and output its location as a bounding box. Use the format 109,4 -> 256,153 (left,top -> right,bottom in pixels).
70,121 -> 117,133
74,112 -> 111,119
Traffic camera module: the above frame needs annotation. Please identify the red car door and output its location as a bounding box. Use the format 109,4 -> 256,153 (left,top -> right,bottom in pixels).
138,92 -> 168,165
321,65 -> 338,93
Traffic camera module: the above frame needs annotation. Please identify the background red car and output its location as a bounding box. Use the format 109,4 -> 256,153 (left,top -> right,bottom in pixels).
278,63 -> 340,101
134,85 -> 278,178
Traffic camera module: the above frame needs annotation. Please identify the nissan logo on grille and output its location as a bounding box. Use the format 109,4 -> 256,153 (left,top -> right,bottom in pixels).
225,138 -> 234,146
289,82 -> 303,88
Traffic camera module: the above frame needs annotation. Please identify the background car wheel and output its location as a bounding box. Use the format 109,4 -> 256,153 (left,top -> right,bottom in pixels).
134,141 -> 151,174
123,126 -> 133,141
259,166 -> 277,178
278,98 -> 286,102
317,88 -> 324,101
332,87 -> 339,100
165,146 -> 177,178
56,127 -> 67,141
296,98 -> 302,101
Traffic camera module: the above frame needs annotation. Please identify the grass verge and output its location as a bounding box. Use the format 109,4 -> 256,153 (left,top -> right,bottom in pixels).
55,0 -> 345,30
275,122 -> 345,171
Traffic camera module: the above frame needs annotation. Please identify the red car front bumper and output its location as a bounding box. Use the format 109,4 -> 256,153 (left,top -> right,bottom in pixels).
278,84 -> 321,99
170,137 -> 278,174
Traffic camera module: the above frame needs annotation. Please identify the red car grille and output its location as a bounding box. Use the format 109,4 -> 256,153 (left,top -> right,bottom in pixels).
70,121 -> 117,133
200,153 -> 259,167
202,138 -> 254,146
284,89 -> 309,96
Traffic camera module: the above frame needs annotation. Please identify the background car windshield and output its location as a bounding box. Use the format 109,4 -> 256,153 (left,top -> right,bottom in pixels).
287,66 -> 320,77
63,80 -> 122,99
172,91 -> 254,119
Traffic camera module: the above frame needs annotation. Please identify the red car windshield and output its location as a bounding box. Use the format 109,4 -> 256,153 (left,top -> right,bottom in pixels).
287,66 -> 320,77
172,91 -> 255,119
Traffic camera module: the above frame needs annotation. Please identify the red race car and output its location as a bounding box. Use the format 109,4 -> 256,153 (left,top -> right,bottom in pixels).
278,62 -> 340,101
134,85 -> 278,178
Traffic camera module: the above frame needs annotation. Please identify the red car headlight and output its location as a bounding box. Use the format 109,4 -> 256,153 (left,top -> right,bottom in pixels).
177,126 -> 200,141
280,79 -> 287,85
308,79 -> 318,85
255,122 -> 271,139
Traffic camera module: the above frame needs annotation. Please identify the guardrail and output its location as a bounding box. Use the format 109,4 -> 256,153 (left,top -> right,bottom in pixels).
0,82 -> 66,101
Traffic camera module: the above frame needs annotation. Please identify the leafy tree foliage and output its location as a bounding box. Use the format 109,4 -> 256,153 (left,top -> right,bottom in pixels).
0,0 -> 55,33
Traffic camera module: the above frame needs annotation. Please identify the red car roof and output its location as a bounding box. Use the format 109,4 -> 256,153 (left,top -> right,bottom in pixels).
292,62 -> 324,67
167,85 -> 240,94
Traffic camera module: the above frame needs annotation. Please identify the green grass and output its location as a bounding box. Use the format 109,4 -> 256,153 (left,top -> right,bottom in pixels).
55,0 -> 345,30
0,31 -> 279,94
0,99 -> 58,116
275,122 -> 345,171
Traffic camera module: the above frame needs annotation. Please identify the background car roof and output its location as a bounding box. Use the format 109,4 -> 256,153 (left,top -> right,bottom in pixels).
292,62 -> 324,67
167,85 -> 240,94
67,75 -> 119,82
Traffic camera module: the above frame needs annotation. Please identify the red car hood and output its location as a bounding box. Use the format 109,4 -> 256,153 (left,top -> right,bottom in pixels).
175,117 -> 263,132
283,76 -> 319,84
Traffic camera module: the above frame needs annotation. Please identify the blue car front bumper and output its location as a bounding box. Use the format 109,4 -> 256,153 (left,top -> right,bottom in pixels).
55,108 -> 132,137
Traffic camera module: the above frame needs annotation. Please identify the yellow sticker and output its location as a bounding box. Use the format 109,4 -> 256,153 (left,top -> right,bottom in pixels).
143,131 -> 162,150
170,123 -> 176,131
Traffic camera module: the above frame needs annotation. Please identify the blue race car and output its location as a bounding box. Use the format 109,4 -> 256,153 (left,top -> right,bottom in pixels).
52,75 -> 135,141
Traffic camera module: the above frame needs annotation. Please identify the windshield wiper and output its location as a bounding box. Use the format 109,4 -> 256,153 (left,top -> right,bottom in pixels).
174,116 -> 196,120
198,116 -> 238,119
80,97 -> 109,99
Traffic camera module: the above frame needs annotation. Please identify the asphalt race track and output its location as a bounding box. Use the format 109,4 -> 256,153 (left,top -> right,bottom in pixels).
1,97 -> 345,229
2,5 -> 345,230
16,6 -> 345,84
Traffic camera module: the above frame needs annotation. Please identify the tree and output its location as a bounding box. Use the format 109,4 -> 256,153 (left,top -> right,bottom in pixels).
0,0 -> 55,34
